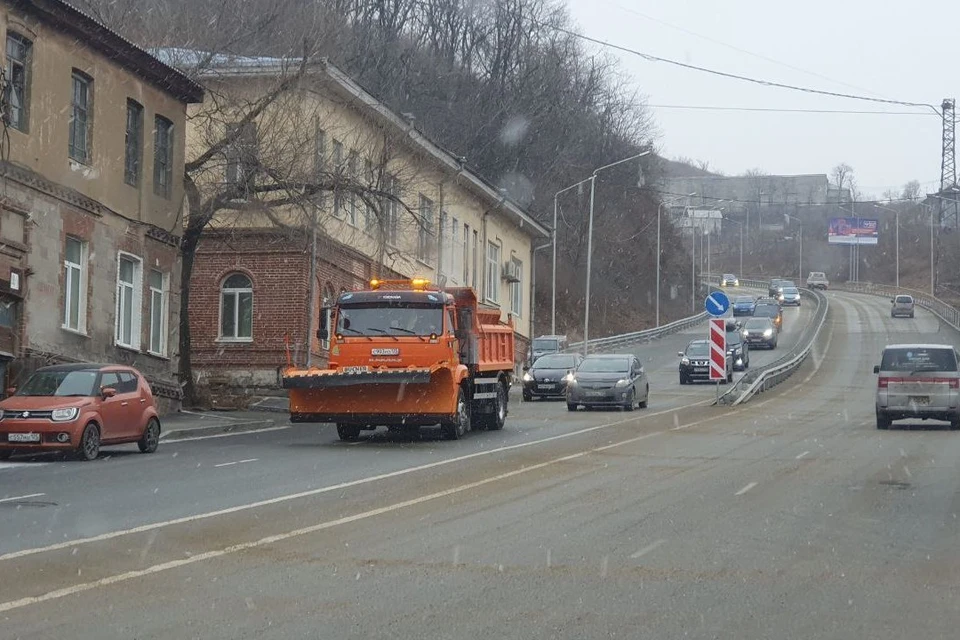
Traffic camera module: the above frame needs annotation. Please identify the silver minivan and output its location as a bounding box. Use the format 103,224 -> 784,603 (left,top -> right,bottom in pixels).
891,294 -> 915,318
874,344 -> 960,429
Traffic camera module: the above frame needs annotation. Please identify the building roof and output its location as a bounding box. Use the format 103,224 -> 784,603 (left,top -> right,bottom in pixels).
18,0 -> 203,103
153,48 -> 549,239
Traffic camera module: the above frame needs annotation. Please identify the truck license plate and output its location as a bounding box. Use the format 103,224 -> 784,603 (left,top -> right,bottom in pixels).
7,432 -> 40,443
909,396 -> 930,405
341,366 -> 370,375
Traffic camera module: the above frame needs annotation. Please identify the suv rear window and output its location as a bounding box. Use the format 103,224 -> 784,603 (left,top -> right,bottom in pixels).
895,295 -> 913,303
880,347 -> 957,372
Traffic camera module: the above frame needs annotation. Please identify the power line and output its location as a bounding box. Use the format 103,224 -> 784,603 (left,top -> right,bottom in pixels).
647,104 -> 936,116
602,2 -> 893,101
544,22 -> 941,115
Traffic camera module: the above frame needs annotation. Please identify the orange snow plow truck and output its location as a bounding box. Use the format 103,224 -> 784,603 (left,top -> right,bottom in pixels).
282,279 -> 515,441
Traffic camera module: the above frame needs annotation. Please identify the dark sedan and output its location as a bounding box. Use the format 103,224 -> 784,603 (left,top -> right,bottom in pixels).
679,339 -> 733,384
567,354 -> 649,411
753,302 -> 783,332
732,296 -> 756,317
741,317 -> 778,349
726,325 -> 750,370
522,353 -> 583,401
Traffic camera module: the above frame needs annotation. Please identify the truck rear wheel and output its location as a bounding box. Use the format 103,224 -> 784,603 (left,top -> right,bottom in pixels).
337,423 -> 361,441
477,382 -> 507,431
442,387 -> 470,440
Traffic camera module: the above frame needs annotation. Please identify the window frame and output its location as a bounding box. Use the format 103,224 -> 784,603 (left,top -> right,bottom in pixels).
124,99 -> 143,186
62,236 -> 87,334
219,272 -> 253,342
68,70 -> 92,163
485,240 -> 501,304
153,115 -> 174,198
224,121 -> 257,199
5,32 -> 31,132
147,269 -> 168,357
417,194 -> 434,263
114,252 -> 143,350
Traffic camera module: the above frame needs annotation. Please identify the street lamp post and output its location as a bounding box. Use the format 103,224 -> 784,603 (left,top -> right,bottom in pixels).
872,203 -> 901,289
552,177 -> 593,336
583,151 -> 651,355
723,216 -> 744,279
656,193 -> 695,327
783,213 -> 803,280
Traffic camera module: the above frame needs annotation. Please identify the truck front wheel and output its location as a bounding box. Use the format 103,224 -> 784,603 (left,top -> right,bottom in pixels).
442,387 -> 470,440
336,423 -> 361,441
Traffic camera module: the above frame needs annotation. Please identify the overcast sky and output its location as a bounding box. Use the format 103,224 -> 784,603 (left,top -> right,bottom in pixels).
565,0 -> 956,198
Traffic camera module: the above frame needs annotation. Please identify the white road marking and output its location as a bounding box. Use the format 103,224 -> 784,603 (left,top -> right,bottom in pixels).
0,493 -> 45,504
630,539 -> 667,559
796,451 -> 810,460
214,458 -> 258,468
0,399 -> 712,563
162,426 -> 291,443
0,462 -> 48,471
735,482 -> 758,496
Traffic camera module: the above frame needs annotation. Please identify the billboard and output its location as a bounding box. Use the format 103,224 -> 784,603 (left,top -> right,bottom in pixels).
828,217 -> 879,245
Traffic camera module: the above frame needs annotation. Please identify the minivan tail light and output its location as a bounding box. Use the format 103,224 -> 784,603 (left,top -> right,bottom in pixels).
878,377 -> 890,389
950,379 -> 959,389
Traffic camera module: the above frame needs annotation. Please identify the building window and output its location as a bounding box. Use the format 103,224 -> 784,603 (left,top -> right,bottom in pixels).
363,159 -> 376,232
4,33 -> 31,132
148,270 -> 168,356
346,150 -> 359,226
509,257 -> 523,317
439,210 -> 449,276
124,100 -> 143,186
220,273 -> 253,340
381,174 -> 399,245
449,215 -> 459,284
485,240 -> 501,304
68,71 -> 92,163
314,123 -> 326,175
417,194 -> 434,262
63,236 -> 86,332
0,299 -> 16,328
115,253 -> 143,349
153,116 -> 174,197
472,230 -> 479,289
225,121 -> 256,198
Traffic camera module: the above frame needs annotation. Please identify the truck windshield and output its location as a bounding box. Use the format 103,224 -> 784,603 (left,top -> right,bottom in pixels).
337,304 -> 444,336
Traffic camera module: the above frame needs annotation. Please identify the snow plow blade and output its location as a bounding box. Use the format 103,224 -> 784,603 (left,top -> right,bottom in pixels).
284,367 -> 459,426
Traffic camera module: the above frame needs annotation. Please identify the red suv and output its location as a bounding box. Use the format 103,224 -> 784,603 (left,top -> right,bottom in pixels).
0,363 -> 161,461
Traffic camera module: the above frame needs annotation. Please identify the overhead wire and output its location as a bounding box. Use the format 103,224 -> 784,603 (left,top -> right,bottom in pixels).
541,22 -> 941,115
646,104 -> 937,116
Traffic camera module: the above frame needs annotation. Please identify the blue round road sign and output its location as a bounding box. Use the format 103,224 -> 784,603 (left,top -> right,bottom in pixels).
704,291 -> 730,317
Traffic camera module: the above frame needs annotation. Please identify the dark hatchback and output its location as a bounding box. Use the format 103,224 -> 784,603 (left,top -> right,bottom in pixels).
732,296 -> 756,317
522,353 -> 583,400
741,317 -> 778,349
753,302 -> 783,332
726,325 -> 750,370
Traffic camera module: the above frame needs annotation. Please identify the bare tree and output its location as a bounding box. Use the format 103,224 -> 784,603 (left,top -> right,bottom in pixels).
831,163 -> 853,191
901,179 -> 922,202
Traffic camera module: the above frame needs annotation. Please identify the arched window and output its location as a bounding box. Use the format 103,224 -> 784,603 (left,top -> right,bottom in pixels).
220,273 -> 253,340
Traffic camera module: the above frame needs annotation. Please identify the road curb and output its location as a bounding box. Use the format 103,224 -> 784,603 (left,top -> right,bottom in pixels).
160,418 -> 277,441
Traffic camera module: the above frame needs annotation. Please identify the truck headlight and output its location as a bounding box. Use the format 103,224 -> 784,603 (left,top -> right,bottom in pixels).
51,407 -> 80,422
522,372 -> 533,382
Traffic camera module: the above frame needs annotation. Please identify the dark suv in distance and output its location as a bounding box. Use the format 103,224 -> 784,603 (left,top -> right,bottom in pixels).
768,279 -> 783,297
741,317 -> 778,349
522,353 -> 583,401
753,302 -> 783,332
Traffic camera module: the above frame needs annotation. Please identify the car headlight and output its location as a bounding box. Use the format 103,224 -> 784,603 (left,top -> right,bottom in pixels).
763,329 -> 773,337
522,372 -> 533,382
51,407 -> 80,422
615,379 -> 630,388
734,279 -> 739,286
680,357 -> 690,365
567,377 -> 578,387
562,372 -> 574,382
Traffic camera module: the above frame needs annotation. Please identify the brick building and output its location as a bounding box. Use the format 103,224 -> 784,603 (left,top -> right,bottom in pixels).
0,1 -> 203,410
174,52 -> 549,397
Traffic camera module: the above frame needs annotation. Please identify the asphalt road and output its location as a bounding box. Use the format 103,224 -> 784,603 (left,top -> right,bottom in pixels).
6,292 -> 960,638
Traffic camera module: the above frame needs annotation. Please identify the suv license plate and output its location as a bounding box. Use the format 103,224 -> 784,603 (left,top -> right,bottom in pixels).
8,432 -> 40,443
909,396 -> 930,405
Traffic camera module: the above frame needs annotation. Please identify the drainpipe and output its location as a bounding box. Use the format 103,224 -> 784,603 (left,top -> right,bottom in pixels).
305,204 -> 319,367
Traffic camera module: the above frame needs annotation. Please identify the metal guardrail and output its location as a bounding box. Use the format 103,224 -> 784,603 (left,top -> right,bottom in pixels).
567,278 -> 765,355
716,287 -> 829,405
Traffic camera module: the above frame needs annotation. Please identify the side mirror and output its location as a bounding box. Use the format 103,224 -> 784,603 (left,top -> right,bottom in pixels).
317,306 -> 331,340
5,387 -> 14,396
101,387 -> 117,399
677,351 -> 684,357
873,365 -> 880,374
